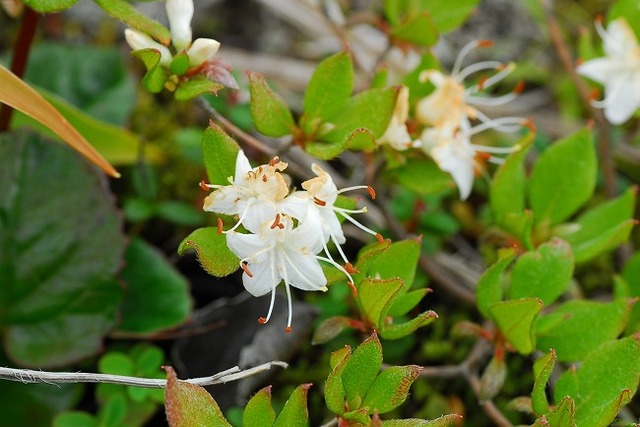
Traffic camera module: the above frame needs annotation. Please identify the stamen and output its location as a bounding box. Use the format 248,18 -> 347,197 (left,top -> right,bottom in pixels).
258,288 -> 277,325
452,40 -> 493,76
344,262 -> 359,274
477,76 -> 488,91
457,60 -> 503,83
347,281 -> 358,298
280,266 -> 294,333
376,233 -> 384,243
199,180 -> 210,191
247,171 -> 257,179
258,166 -> 263,174
514,80 -> 525,94
217,218 -> 223,234
314,197 -> 327,206
269,157 -> 280,167
335,208 -> 380,238
316,255 -> 355,286
367,186 -> 376,200
262,174 -> 268,182
470,112 -> 526,134
588,88 -> 600,102
241,261 -> 254,278
271,213 -> 282,229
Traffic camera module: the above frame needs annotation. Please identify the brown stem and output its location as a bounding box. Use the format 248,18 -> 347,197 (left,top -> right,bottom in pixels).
543,0 -> 616,197
0,7 -> 40,132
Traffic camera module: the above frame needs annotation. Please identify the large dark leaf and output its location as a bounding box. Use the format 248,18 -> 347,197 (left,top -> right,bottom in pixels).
0,131 -> 124,367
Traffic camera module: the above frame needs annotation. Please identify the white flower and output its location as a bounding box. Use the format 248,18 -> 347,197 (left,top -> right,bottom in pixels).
202,150 -> 289,233
415,40 -> 525,132
577,17 -> 640,124
227,215 -> 327,332
378,86 -> 416,151
418,120 -> 521,200
124,0 -> 221,69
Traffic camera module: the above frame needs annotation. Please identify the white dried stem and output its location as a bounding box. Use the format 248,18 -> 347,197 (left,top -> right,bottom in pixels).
0,361 -> 288,389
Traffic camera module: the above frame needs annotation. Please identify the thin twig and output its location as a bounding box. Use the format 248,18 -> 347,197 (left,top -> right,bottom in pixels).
467,372 -> 514,427
542,0 -> 616,198
0,7 -> 39,131
0,361 -> 288,388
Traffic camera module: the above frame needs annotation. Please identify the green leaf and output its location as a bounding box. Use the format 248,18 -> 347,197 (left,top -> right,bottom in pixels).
490,135 -> 533,223
403,52 -> 440,103
532,350 -> 557,415
553,335 -> 640,427
362,365 -> 422,414
388,289 -> 430,317
98,395 -> 127,427
532,396 -> 576,427
132,49 -> 167,94
558,187 -> 637,263
622,252 -> 640,334
170,53 -> 190,76
0,131 -> 124,367
22,0 -> 77,12
99,352 -> 134,376
273,384 -> 311,427
476,249 -> 516,319
325,346 -> 351,414
536,298 -> 636,361
508,238 -> 574,305
312,316 -> 357,344
6,383 -> 83,427
499,211 -> 535,250
248,72 -> 296,137
156,201 -> 204,226
529,128 -> 597,227
164,366 -> 231,427
178,227 -> 240,277
303,51 -> 353,125
323,87 -> 399,144
426,0 -> 480,33
391,13 -> 438,46
489,298 -> 543,354
244,386 -> 276,427
478,355 -> 507,401
359,278 -> 405,327
379,310 -> 438,340
94,0 -> 171,45
305,140 -> 347,160
118,238 -> 192,334
341,333 -> 383,401
344,127 -> 378,152
175,78 -> 224,101
201,122 -> 241,185
385,157 -> 454,195
54,412 -> 97,427
364,239 -> 421,288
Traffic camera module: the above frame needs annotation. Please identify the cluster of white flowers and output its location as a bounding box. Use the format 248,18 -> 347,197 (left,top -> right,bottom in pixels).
577,17 -> 640,125
379,40 -> 528,200
124,0 -> 221,69
201,151 -> 381,332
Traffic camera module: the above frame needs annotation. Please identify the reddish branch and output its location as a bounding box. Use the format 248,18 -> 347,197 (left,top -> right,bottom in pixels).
0,7 -> 40,132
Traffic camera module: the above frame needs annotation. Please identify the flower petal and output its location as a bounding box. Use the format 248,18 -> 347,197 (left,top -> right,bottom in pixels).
187,38 -> 221,66
576,57 -> 617,84
604,72 -> 640,124
166,0 -> 194,51
280,250 -> 327,292
243,252 -> 280,297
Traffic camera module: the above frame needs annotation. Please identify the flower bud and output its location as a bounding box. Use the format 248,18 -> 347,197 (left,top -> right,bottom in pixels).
166,0 -> 194,51
124,29 -> 172,66
187,38 -> 221,66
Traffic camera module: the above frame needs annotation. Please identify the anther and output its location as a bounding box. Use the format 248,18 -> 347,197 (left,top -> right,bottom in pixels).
262,175 -> 267,182
347,282 -> 358,298
344,263 -> 359,274
285,326 -> 292,333
217,218 -> 223,234
514,81 -> 525,94
595,14 -> 603,24
269,156 -> 280,167
477,39 -> 493,48
375,233 -> 384,243
496,63 -> 507,71
588,88 -> 600,102
241,261 -> 254,278
314,197 -> 327,206
258,317 -> 267,324
247,171 -> 257,179
199,180 -> 210,191
271,213 -> 281,229
523,119 -> 537,133
367,186 -> 376,200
